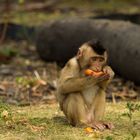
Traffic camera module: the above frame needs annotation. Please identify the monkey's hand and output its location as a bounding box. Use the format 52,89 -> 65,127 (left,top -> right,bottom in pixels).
98,66 -> 114,88
86,73 -> 109,87
103,66 -> 114,80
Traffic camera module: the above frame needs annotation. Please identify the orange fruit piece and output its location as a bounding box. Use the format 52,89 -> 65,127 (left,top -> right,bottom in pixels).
84,127 -> 94,133
84,69 -> 104,77
92,71 -> 104,77
84,69 -> 94,76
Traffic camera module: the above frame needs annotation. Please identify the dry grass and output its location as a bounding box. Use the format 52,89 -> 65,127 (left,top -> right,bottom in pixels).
0,101 -> 139,140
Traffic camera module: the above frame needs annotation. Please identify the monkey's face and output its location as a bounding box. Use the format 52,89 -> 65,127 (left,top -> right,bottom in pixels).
89,55 -> 106,72
77,44 -> 107,70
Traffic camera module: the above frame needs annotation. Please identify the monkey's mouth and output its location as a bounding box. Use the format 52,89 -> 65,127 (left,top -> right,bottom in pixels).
90,67 -> 102,72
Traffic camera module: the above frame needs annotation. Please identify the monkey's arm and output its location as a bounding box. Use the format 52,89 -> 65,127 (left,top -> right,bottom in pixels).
58,58 -> 109,94
58,75 -> 108,94
58,77 -> 85,94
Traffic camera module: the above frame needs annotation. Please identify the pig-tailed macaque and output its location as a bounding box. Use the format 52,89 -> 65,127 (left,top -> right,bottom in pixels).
57,40 -> 114,131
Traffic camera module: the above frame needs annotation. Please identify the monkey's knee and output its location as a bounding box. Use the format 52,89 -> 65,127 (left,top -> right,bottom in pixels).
62,93 -> 86,126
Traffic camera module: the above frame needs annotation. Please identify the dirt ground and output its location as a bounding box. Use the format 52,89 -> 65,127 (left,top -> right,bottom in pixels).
0,40 -> 139,106
0,40 -> 58,105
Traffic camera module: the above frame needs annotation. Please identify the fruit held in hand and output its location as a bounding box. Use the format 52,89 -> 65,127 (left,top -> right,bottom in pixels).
92,71 -> 104,77
84,69 -> 104,77
84,69 -> 94,76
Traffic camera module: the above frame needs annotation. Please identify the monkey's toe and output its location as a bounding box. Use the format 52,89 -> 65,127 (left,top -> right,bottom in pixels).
91,122 -> 106,131
103,122 -> 115,130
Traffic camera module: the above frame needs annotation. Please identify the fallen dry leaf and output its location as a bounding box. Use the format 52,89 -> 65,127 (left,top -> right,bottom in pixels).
17,118 -> 28,125
28,124 -> 45,132
5,120 -> 14,128
16,118 -> 45,132
1,110 -> 9,119
37,79 -> 47,85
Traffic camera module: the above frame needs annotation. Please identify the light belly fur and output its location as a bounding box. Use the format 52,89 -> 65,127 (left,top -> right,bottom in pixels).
82,86 -> 99,106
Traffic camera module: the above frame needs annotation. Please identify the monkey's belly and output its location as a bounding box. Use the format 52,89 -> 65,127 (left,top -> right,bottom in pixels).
82,86 -> 99,106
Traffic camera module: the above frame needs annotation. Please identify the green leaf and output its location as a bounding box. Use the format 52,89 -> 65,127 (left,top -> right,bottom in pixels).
105,136 -> 113,140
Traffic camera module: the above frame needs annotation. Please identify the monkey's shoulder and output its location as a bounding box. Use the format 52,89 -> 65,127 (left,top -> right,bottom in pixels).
66,57 -> 79,69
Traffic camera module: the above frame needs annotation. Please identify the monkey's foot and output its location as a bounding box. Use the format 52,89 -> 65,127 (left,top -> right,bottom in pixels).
91,121 -> 114,131
91,122 -> 106,131
102,122 -> 114,130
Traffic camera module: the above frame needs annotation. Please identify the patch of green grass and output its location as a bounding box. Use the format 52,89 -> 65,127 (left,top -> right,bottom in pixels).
0,102 -> 139,140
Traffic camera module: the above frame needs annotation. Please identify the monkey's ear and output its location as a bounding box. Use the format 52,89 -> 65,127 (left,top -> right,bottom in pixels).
76,48 -> 83,59
104,51 -> 108,62
104,51 -> 108,63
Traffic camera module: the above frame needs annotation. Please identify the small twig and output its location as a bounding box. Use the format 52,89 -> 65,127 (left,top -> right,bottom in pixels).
34,70 -> 47,85
0,21 -> 8,44
0,0 -> 11,44
112,92 -> 116,104
34,70 -> 41,80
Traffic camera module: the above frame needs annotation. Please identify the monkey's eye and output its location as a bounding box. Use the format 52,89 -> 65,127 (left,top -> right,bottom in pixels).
91,57 -> 97,61
91,57 -> 104,62
98,57 -> 104,62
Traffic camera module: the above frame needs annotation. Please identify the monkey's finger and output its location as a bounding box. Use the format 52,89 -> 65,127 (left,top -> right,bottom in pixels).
98,74 -> 109,81
103,68 -> 107,74
103,67 -> 115,78
91,125 -> 99,131
103,68 -> 111,74
92,123 -> 105,131
103,122 -> 115,130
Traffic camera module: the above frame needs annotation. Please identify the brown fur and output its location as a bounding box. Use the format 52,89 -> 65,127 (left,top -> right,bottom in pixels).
57,42 -> 114,128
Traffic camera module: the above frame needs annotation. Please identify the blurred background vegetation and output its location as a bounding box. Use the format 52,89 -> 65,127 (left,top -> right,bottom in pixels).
0,0 -> 140,26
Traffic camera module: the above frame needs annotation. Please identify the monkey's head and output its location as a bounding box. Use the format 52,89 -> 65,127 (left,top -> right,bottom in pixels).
77,40 -> 107,71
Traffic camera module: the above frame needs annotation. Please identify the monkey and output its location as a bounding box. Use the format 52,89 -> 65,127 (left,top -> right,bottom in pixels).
57,40 -> 114,131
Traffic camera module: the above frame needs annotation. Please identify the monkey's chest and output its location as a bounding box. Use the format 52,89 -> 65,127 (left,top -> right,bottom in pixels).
82,86 -> 99,106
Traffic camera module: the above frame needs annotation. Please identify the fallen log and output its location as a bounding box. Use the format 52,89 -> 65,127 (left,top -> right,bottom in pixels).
93,13 -> 140,25
36,18 -> 140,84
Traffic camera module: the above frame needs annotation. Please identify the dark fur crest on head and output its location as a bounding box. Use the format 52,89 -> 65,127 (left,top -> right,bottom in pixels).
87,39 -> 106,55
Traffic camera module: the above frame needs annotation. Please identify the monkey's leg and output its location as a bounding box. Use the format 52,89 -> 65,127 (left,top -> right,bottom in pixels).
94,90 -> 106,121
87,90 -> 106,131
62,93 -> 87,126
91,90 -> 114,130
